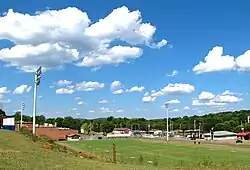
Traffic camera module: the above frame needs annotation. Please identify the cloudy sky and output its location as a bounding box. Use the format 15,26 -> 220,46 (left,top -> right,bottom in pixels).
0,0 -> 249,119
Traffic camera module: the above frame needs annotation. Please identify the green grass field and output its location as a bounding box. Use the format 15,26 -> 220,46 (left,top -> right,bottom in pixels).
0,130 -> 155,170
62,139 -> 250,169
2,130 -> 250,170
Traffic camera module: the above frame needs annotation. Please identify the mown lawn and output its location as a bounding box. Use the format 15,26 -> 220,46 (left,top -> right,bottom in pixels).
62,139 -> 250,169
0,130 -> 152,170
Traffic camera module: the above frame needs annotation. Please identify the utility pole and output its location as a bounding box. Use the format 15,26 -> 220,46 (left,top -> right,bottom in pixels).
20,103 -> 25,128
194,120 -> 196,130
32,66 -> 42,135
164,103 -> 169,142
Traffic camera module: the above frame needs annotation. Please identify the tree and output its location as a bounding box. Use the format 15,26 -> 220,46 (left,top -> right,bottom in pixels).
0,109 -> 6,117
46,118 -> 55,124
107,116 -> 114,122
6,108 -> 250,134
81,122 -> 89,134
101,122 -> 114,134
62,116 -> 75,128
36,115 -> 46,125
55,117 -> 64,127
14,112 -> 21,122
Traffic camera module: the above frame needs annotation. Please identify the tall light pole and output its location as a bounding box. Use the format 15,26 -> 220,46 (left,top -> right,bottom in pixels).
32,66 -> 42,135
198,123 -> 201,139
20,103 -> 25,128
164,103 -> 169,142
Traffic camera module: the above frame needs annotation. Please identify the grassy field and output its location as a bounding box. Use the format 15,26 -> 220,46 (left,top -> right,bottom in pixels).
2,130 -> 250,170
62,138 -> 250,169
0,130 -> 156,170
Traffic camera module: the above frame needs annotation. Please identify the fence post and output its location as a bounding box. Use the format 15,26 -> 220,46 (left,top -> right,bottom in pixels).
113,143 -> 116,163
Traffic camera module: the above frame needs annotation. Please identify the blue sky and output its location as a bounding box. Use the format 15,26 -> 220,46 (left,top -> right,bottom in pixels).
0,0 -> 249,119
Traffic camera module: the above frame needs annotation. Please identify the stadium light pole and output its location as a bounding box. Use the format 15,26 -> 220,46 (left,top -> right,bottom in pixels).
32,66 -> 42,135
164,103 -> 169,142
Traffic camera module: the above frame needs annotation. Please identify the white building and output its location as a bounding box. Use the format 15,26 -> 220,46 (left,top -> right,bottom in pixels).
66,134 -> 81,141
107,128 -> 132,138
203,131 -> 237,140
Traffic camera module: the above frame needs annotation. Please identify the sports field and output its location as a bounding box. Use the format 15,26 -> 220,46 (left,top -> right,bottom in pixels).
62,138 -> 250,169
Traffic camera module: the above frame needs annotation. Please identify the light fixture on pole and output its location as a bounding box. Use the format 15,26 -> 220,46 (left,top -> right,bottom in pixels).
32,66 -> 42,135
20,102 -> 25,128
164,103 -> 169,142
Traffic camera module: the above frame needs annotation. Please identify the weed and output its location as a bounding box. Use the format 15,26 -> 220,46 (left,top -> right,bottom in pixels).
153,156 -> 159,166
138,155 -> 144,165
198,157 -> 213,167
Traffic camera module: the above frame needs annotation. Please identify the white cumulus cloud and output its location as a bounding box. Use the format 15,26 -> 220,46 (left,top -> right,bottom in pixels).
75,81 -> 104,91
0,6 -> 166,72
111,81 -> 145,95
100,107 -> 113,113
199,91 -> 215,100
0,87 -> 10,94
112,89 -> 124,95
116,109 -> 124,113
166,99 -> 181,104
126,86 -> 145,92
56,88 -> 74,94
56,80 -> 72,86
77,101 -> 84,105
143,83 -> 195,103
193,90 -> 243,106
160,83 -> 195,94
13,85 -> 32,94
110,81 -> 122,91
193,46 -> 250,74
167,70 -> 178,77
142,95 -> 156,103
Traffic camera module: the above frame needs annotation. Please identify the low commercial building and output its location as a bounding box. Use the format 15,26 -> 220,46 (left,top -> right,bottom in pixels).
66,134 -> 81,141
107,128 -> 132,138
2,116 -> 15,131
203,131 -> 237,140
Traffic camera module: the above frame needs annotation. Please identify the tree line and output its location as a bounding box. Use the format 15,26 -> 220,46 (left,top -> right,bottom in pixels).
6,109 -> 250,134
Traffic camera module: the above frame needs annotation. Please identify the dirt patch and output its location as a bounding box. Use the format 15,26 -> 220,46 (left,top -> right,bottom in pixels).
79,151 -> 95,159
42,143 -> 53,150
